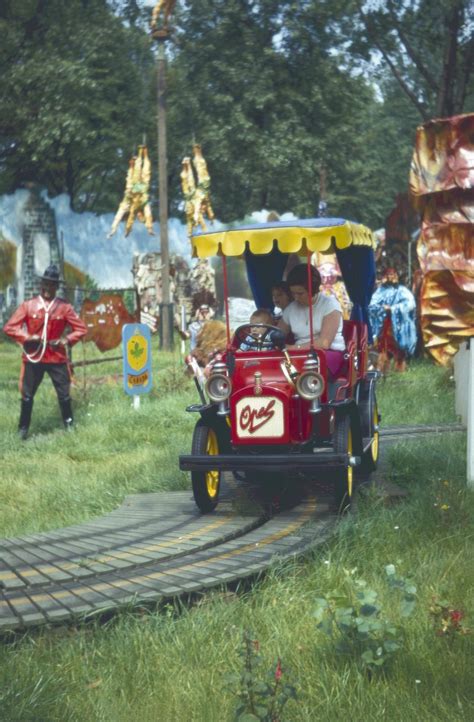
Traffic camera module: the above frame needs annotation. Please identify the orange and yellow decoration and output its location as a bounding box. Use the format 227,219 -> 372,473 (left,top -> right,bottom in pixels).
409,113 -> 474,365
108,146 -> 154,238
181,144 -> 215,240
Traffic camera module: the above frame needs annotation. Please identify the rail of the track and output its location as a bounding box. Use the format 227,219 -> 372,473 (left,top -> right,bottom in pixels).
0,423 -> 465,632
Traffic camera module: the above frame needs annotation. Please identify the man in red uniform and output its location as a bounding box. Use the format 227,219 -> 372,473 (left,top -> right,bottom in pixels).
3,265 -> 87,438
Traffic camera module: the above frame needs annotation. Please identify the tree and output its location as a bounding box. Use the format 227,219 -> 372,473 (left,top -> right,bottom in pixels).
166,0 -> 407,227
0,0 -> 155,212
341,0 -> 474,120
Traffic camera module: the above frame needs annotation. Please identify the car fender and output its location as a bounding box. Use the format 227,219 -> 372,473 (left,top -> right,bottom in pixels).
333,400 -> 363,456
186,403 -> 232,451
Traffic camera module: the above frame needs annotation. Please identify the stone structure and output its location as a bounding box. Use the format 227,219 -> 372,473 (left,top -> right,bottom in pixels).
132,251 -> 192,331
19,186 -> 63,302
0,188 -> 63,321
131,252 -> 218,333
0,237 -> 17,325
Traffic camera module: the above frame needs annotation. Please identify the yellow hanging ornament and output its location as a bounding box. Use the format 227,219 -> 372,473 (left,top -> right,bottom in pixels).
180,144 -> 215,239
108,146 -> 154,238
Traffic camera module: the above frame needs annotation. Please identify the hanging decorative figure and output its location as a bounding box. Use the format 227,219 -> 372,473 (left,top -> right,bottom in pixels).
180,144 -> 215,240
108,146 -> 154,238
180,156 -> 197,240
151,0 -> 176,34
369,267 -> 418,373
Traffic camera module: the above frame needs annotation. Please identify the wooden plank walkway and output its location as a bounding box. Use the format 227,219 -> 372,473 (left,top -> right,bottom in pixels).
0,424 -> 465,632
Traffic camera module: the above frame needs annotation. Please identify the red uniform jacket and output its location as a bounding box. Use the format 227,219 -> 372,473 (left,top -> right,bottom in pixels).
3,296 -> 87,364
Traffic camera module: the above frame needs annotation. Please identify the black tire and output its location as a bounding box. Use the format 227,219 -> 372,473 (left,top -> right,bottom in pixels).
358,382 -> 380,475
191,421 -> 221,513
332,414 -> 354,513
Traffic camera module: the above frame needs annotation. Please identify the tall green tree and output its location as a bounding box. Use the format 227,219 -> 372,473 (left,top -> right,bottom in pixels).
0,0 -> 443,231
0,0 -> 155,212
338,0 -> 474,120
166,0 -> 403,227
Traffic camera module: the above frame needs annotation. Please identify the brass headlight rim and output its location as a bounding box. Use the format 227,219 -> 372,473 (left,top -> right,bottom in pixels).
295,370 -> 325,401
205,372 -> 232,403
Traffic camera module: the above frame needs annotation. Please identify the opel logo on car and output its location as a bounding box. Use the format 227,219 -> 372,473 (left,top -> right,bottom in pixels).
239,399 -> 276,434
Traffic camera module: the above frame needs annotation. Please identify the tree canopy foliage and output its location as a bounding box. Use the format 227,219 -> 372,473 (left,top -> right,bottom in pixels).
0,0 -> 471,229
339,0 -> 474,120
0,0 -> 154,212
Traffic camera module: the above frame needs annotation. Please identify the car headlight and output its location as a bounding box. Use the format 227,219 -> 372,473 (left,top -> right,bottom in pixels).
296,370 -> 325,400
206,373 -> 232,402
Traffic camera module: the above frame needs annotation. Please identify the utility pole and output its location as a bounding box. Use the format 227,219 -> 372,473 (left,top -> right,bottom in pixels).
152,14 -> 173,349
318,166 -> 328,217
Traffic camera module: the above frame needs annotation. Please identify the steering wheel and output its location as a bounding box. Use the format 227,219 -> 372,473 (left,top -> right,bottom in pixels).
234,323 -> 284,351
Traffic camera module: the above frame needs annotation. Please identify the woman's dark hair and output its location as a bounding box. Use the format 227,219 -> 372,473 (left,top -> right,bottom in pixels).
286,264 -> 321,293
271,280 -> 292,299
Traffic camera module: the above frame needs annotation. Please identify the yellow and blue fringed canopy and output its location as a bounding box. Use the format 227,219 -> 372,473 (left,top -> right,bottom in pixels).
191,218 -> 376,257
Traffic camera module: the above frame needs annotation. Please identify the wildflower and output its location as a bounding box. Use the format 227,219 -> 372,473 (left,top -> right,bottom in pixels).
415,679 -> 421,684
430,599 -> 471,637
440,504 -> 450,511
324,560 -> 330,566
450,610 -> 463,625
394,525 -> 399,530
275,658 -> 282,681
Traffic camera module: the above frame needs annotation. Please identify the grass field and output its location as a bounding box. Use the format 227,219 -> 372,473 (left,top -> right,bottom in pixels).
0,339 -> 472,721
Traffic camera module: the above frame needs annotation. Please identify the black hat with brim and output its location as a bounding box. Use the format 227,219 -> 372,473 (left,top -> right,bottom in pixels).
38,265 -> 61,284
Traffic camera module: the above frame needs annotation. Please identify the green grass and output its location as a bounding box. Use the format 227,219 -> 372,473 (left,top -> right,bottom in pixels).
376,359 -> 457,426
0,339 -> 197,536
0,340 -> 472,721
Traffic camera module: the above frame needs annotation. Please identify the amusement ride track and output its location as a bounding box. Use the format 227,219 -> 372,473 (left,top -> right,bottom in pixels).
0,423 -> 464,632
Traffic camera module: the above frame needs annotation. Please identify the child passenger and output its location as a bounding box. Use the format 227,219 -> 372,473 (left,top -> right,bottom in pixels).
271,281 -> 293,321
239,309 -> 275,351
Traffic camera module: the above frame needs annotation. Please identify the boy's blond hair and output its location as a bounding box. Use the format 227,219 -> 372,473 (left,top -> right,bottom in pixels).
250,309 -> 273,325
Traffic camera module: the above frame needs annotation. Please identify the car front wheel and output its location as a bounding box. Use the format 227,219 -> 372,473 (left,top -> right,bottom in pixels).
332,415 -> 354,513
191,422 -> 221,513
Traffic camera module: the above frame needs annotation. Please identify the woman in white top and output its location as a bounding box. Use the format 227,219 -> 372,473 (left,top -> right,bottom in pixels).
279,263 -> 345,376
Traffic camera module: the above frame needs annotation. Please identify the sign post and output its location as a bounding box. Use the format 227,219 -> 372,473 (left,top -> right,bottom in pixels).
180,304 -> 186,357
122,323 -> 153,407
468,339 -> 474,487
453,339 -> 474,488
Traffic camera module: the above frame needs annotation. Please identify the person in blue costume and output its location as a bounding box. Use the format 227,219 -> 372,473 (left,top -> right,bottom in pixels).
369,267 -> 417,372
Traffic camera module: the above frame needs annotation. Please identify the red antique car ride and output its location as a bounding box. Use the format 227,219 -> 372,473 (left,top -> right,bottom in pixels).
179,218 -> 379,513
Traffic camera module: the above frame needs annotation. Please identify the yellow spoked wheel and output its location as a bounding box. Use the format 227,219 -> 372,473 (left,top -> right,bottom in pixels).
191,422 -> 221,513
371,401 -> 380,464
205,431 -> 219,499
358,381 -> 380,475
333,415 -> 354,513
347,426 -> 354,499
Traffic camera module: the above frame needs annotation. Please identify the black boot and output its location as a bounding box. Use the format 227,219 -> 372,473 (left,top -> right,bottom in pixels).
59,398 -> 74,431
18,398 -> 33,440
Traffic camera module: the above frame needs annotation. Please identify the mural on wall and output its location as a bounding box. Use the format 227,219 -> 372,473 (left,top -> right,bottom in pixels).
81,294 -> 138,352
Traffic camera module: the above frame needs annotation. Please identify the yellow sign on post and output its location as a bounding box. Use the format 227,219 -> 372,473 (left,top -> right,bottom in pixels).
122,324 -> 152,404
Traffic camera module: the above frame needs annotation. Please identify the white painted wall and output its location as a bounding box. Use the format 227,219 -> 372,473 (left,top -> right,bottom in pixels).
454,342 -> 469,424
468,341 -> 474,487
454,340 -> 474,487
